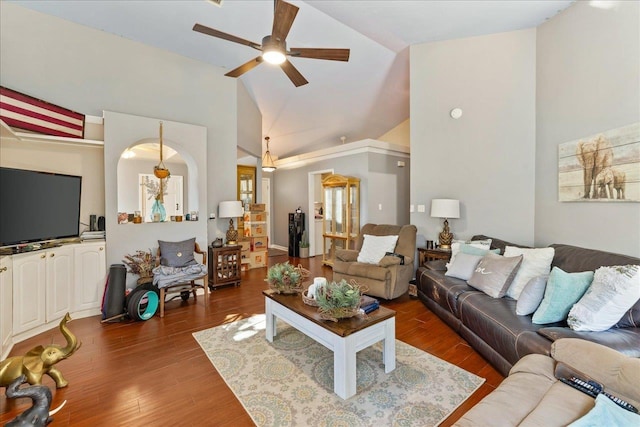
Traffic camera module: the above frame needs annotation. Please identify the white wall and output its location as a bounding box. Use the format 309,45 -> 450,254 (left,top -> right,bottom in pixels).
410,29 -> 537,245
0,3 -> 261,260
535,1 -> 640,256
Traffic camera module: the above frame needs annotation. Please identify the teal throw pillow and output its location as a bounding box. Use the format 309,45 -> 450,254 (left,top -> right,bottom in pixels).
461,245 -> 500,257
568,394 -> 640,427
532,267 -> 594,324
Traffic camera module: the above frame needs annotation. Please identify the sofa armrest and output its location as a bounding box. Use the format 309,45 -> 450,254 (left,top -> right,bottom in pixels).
425,260 -> 447,271
538,327 -> 640,357
551,338 -> 640,404
335,249 -> 358,262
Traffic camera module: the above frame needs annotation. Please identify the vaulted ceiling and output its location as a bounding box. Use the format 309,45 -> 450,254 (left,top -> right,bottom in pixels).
12,0 -> 573,159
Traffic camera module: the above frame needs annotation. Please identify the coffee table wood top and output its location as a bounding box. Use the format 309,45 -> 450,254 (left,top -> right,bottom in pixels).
263,289 -> 396,338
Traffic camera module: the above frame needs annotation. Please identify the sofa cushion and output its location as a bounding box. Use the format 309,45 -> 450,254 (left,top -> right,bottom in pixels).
532,267 -> 593,324
504,246 -> 555,300
568,265 -> 640,332
417,267 -> 476,317
516,275 -> 548,316
457,293 -> 557,365
550,243 -> 640,273
467,252 -> 523,298
615,297 -> 640,328
341,261 -> 389,282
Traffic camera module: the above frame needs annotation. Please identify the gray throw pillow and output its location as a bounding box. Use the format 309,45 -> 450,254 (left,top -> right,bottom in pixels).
516,275 -> 548,315
445,253 -> 484,281
467,252 -> 523,298
158,238 -> 197,268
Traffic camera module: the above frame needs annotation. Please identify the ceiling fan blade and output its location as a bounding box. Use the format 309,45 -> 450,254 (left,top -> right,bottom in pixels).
225,56 -> 264,78
280,60 -> 308,87
289,48 -> 350,62
272,0 -> 299,41
193,23 -> 261,50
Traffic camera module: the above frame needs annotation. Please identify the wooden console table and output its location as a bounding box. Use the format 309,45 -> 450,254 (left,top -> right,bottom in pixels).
208,245 -> 241,290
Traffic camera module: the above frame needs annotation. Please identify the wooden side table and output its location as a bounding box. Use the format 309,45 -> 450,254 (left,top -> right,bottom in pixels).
417,247 -> 452,267
208,245 -> 242,290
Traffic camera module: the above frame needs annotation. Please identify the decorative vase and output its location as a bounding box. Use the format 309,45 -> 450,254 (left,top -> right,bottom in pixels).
299,247 -> 309,258
151,199 -> 166,222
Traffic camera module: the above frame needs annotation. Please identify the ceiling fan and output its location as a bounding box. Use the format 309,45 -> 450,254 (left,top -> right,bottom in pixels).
193,0 -> 350,87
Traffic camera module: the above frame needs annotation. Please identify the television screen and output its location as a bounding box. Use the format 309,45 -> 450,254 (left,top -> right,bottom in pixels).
0,167 -> 82,247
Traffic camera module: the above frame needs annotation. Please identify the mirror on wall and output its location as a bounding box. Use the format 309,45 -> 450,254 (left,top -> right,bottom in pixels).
117,140 -> 190,223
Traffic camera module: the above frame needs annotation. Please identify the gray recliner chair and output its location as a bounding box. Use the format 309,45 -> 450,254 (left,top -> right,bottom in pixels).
332,223 -> 417,300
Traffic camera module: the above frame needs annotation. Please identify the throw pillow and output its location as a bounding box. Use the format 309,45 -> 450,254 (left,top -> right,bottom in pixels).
158,238 -> 197,268
532,267 -> 594,325
504,246 -> 555,300
447,239 -> 493,268
567,265 -> 640,332
516,275 -> 548,315
467,252 -> 523,298
445,253 -> 484,281
357,234 -> 399,265
568,394 -> 640,427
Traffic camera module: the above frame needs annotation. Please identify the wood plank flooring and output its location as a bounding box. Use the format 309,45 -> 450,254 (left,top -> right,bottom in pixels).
1,254 -> 503,426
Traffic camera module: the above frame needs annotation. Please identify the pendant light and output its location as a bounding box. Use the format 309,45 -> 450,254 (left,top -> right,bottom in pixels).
262,136 -> 276,172
154,121 -> 170,180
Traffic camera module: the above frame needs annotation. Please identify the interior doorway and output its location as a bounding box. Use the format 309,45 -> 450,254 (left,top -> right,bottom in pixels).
262,177 -> 271,246
307,169 -> 333,257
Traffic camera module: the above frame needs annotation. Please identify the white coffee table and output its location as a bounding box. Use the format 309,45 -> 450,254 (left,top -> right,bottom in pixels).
263,290 -> 396,399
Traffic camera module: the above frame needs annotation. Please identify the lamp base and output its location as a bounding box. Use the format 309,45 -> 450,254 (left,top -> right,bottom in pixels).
438,218 -> 454,249
226,218 -> 239,245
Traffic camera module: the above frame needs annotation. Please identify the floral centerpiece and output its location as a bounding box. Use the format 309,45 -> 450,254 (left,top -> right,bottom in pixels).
123,250 -> 156,285
265,262 -> 309,294
316,279 -> 365,322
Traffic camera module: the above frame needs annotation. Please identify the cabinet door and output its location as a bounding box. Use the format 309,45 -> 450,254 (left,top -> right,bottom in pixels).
74,242 -> 107,312
0,257 -> 13,357
12,252 -> 46,335
46,246 -> 74,322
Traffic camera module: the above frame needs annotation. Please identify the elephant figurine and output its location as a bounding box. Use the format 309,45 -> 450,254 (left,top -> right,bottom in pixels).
4,374 -> 66,426
0,313 -> 81,389
576,135 -> 613,199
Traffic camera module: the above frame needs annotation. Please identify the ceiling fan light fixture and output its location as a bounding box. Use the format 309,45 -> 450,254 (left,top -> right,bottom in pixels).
262,50 -> 286,65
262,136 -> 277,172
262,35 -> 287,65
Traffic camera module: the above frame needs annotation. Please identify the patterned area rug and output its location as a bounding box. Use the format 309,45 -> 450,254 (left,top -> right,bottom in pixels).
193,315 -> 484,426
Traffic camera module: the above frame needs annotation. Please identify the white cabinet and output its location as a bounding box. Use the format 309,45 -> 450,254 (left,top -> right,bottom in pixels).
73,241 -> 107,313
1,256 -> 13,358
13,246 -> 74,335
12,251 -> 47,335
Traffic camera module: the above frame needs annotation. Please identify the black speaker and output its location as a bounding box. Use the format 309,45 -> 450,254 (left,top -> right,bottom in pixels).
98,216 -> 105,231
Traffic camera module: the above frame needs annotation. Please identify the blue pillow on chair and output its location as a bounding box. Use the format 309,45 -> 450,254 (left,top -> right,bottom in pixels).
158,238 -> 198,268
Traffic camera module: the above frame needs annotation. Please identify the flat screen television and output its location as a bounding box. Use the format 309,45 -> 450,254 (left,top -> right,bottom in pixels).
0,167 -> 82,247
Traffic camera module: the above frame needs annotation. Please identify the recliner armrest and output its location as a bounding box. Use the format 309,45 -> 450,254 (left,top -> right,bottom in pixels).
335,249 -> 359,262
379,256 -> 402,267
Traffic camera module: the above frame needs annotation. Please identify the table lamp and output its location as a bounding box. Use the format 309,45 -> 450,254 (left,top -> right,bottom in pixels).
219,201 -> 244,245
430,199 -> 460,249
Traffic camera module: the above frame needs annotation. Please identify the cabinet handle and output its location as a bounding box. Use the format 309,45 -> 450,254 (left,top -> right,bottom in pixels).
41,254 -> 46,259
99,247 -> 104,251
0,266 -> 7,273
50,253 -> 55,257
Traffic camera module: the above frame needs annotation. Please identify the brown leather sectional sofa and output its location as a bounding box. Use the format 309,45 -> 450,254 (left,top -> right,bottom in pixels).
416,235 -> 640,376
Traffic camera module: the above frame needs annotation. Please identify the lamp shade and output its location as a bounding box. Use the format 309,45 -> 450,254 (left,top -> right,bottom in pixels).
430,199 -> 460,219
219,201 -> 243,218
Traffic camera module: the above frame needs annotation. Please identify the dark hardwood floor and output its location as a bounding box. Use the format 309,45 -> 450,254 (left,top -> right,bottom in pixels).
1,254 -> 503,426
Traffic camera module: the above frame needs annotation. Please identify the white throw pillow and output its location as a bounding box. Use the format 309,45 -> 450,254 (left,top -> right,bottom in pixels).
568,265 -> 640,332
516,275 -> 548,315
445,253 -> 484,281
357,234 -> 399,265
447,239 -> 492,268
504,246 -> 555,300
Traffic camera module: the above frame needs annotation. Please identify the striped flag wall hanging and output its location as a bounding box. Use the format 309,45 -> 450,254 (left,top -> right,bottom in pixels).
0,86 -> 85,138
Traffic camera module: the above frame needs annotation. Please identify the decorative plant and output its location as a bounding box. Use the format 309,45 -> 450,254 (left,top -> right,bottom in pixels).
265,262 -> 309,294
142,176 -> 170,202
123,250 -> 156,284
299,230 -> 309,248
316,279 -> 364,321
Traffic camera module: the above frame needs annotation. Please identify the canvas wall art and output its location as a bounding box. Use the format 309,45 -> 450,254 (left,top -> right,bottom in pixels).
559,123 -> 640,202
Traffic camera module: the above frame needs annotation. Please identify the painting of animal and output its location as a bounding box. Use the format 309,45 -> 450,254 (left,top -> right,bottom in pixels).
576,135 -> 613,199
